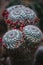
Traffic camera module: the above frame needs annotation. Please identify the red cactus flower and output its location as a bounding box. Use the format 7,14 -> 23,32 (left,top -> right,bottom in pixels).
0,38 -> 2,43
10,21 -> 13,25
16,20 -> 19,24
13,22 -> 16,26
6,20 -> 11,24
2,10 -> 9,18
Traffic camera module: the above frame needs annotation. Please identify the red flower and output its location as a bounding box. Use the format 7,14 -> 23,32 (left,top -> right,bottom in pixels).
13,22 -> 16,26
16,20 -> 19,24
0,38 -> 2,43
6,20 -> 11,24
10,21 -> 13,25
2,10 -> 9,17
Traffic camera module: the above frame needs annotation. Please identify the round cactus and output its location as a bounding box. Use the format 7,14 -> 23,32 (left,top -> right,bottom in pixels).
2,5 -> 39,30
2,29 -> 24,49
